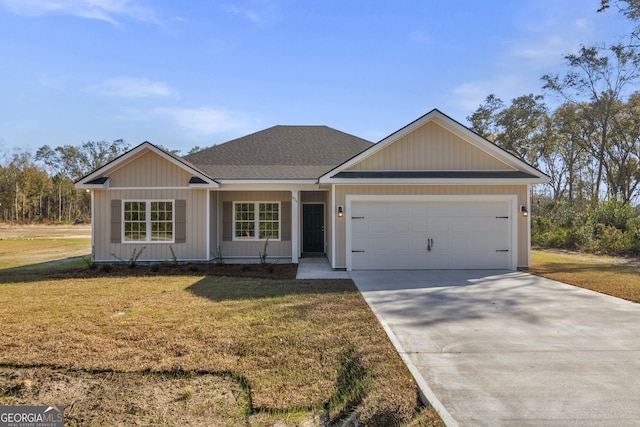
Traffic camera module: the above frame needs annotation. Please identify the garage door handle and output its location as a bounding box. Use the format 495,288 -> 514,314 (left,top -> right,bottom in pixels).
352,250 -> 365,253
496,249 -> 509,252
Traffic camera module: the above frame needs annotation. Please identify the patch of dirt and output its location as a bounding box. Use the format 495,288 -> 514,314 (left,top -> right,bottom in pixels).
0,367 -> 330,426
534,248 -> 640,267
47,262 -> 298,280
0,367 -> 254,426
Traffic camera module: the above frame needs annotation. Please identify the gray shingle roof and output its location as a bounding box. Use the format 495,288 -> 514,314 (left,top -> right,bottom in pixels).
183,125 -> 374,180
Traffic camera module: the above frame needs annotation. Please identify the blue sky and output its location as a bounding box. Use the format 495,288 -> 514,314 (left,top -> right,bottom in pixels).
0,0 -> 635,156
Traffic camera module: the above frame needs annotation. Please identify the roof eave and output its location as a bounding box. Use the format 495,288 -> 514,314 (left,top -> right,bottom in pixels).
319,109 -> 551,182
74,141 -> 219,189
75,182 -> 110,190
216,179 -> 319,185
321,177 -> 550,185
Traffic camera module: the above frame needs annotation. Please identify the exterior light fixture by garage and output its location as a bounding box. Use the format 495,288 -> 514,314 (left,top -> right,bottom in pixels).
337,205 -> 344,217
520,205 -> 528,217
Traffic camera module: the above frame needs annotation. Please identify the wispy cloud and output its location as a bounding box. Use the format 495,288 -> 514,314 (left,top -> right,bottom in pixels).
154,107 -> 252,135
452,81 -> 493,111
408,30 -> 432,44
0,0 -> 158,25
222,4 -> 262,23
452,75 -> 523,112
92,77 -> 173,98
452,9 -> 602,116
509,13 -> 597,70
511,35 -> 578,68
221,0 -> 279,25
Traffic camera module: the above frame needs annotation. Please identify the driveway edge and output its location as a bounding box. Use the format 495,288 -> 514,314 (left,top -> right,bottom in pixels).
359,292 -> 458,427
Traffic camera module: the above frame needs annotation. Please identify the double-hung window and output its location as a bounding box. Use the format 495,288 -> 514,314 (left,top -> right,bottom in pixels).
123,200 -> 174,243
234,202 -> 280,240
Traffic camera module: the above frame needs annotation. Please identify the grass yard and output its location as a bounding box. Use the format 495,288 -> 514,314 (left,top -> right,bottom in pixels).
0,227 -> 442,426
0,224 -> 91,269
530,249 -> 640,303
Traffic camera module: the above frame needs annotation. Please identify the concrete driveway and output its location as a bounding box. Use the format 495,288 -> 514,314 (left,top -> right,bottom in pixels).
350,270 -> 640,427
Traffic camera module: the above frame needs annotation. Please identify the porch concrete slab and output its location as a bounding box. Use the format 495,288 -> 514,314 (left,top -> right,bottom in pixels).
296,257 -> 350,280
350,270 -> 640,427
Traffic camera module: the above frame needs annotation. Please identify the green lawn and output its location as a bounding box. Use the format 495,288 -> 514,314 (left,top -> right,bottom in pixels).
0,238 -> 90,269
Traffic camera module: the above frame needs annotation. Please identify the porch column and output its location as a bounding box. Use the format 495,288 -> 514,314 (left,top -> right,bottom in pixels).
291,190 -> 299,263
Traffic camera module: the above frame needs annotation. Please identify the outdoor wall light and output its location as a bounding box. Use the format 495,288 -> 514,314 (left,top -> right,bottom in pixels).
520,205 -> 528,217
337,205 -> 344,217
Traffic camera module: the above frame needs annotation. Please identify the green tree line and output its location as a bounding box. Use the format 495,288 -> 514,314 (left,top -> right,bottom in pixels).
462,1 -> 640,255
0,140 -> 129,223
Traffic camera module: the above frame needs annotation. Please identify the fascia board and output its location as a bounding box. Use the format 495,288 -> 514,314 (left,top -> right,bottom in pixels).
319,109 -> 551,184
216,179 -> 318,185
324,177 -> 550,185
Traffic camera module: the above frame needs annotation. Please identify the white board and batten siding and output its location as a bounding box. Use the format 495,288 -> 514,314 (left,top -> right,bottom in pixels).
346,195 -> 518,271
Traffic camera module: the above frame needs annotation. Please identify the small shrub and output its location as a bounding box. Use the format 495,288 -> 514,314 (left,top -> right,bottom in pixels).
168,246 -> 179,267
189,265 -> 199,272
127,247 -> 146,268
596,224 -> 626,255
81,257 -> 97,270
623,217 -> 640,254
215,246 -> 224,265
101,263 -> 112,273
150,263 -> 160,272
259,239 -> 269,264
594,196 -> 635,231
567,219 -> 596,252
531,216 -> 552,247
544,227 -> 568,248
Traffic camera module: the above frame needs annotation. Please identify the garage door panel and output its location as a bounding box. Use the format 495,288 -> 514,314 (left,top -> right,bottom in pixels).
427,218 -> 450,233
392,220 -> 412,233
350,199 -> 513,270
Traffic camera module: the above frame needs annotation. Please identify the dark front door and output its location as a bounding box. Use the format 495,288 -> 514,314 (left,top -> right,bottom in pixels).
303,204 -> 324,253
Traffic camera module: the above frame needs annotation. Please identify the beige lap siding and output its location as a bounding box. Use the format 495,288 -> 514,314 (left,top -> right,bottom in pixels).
93,189 -> 208,262
334,184 -> 529,269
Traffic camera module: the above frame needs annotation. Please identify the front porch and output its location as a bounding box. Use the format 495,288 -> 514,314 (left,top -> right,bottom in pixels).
208,189 -> 331,264
296,257 -> 350,279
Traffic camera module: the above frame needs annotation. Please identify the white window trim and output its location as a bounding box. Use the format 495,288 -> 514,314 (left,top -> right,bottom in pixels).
232,201 -> 281,241
122,199 -> 175,244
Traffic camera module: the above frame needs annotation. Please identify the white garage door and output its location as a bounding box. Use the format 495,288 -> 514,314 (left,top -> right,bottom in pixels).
349,199 -> 514,270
